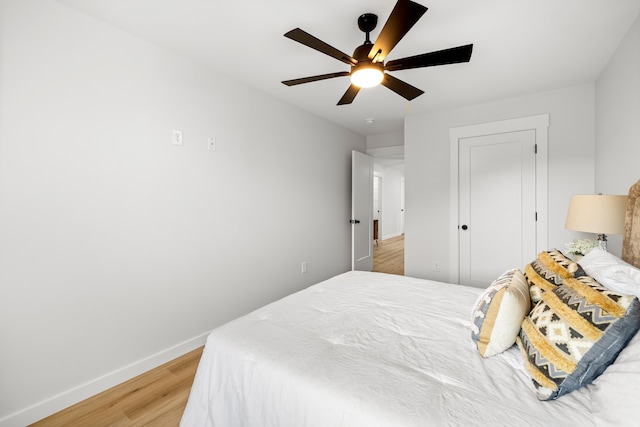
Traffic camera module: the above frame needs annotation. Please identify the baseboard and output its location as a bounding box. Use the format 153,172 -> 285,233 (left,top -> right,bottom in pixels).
380,232 -> 403,241
0,332 -> 209,427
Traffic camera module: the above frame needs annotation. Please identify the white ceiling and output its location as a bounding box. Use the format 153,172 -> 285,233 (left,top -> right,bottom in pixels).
55,0 -> 640,136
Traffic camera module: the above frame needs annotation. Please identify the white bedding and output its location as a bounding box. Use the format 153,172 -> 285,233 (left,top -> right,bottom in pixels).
181,271 -> 639,426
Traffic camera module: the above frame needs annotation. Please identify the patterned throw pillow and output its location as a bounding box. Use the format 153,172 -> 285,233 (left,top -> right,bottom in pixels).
517,275 -> 640,400
471,269 -> 531,358
524,249 -> 583,305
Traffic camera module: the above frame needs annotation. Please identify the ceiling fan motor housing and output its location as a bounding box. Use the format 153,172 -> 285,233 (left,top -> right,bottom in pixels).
353,43 -> 374,62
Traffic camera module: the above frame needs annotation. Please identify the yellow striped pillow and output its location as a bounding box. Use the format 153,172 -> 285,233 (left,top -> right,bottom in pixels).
524,249 -> 582,305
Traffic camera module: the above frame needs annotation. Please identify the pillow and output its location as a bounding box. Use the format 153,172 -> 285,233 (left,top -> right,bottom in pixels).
471,269 -> 530,358
524,249 -> 583,305
516,275 -> 640,400
579,248 -> 640,299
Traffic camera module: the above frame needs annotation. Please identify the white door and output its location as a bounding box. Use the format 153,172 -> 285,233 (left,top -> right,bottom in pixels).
400,178 -> 405,234
373,175 -> 382,220
458,130 -> 537,287
352,150 -> 373,271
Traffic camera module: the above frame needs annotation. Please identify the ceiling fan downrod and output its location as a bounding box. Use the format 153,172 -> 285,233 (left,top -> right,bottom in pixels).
358,13 -> 378,44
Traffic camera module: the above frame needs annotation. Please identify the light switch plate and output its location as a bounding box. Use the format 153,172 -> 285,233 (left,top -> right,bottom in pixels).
172,129 -> 183,145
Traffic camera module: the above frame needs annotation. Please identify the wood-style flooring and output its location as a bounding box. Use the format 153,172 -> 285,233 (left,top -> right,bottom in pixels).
30,347 -> 203,426
373,233 -> 404,275
31,235 -> 404,426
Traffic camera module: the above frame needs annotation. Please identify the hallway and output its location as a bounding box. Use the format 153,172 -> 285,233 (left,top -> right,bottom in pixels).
373,234 -> 404,275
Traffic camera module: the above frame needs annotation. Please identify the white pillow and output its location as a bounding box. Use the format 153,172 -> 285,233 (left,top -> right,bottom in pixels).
470,269 -> 530,358
579,248 -> 640,298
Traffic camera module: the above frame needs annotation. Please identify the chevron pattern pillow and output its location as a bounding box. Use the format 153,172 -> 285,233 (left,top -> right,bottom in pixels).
524,249 -> 583,305
517,275 -> 640,400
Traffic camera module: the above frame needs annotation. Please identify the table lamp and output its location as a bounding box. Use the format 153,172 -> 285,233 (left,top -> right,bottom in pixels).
565,194 -> 627,251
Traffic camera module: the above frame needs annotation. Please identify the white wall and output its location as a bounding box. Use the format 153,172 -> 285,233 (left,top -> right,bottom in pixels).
405,84 -> 595,282
0,1 -> 365,424
595,14 -> 640,193
367,130 -> 404,149
594,13 -> 640,255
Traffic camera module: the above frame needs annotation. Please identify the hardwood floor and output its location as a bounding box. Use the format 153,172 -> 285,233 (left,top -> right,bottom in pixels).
31,236 -> 404,426
373,234 -> 404,275
30,347 -> 203,427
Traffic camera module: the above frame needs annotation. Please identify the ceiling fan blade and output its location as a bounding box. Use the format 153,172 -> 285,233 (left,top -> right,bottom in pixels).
385,44 -> 473,72
381,74 -> 424,101
337,85 -> 361,105
368,0 -> 428,63
282,71 -> 350,86
284,28 -> 357,66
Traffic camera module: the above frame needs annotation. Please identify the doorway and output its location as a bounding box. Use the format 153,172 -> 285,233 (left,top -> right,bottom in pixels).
372,170 -> 405,275
373,234 -> 404,275
354,147 -> 405,274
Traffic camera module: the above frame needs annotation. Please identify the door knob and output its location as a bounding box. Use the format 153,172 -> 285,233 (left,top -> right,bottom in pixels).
461,224 -> 468,230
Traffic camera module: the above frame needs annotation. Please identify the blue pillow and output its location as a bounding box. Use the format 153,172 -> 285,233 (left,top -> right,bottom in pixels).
517,275 -> 640,400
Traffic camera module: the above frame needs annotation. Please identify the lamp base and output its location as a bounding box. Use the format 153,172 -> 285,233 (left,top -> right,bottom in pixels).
597,233 -> 608,251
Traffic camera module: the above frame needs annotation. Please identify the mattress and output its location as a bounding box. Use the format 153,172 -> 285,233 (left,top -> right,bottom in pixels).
181,271 -> 637,426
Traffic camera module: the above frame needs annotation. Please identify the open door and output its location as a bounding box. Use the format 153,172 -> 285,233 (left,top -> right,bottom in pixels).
352,150 -> 374,271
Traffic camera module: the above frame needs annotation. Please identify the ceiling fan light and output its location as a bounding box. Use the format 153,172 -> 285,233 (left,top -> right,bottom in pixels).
351,65 -> 384,88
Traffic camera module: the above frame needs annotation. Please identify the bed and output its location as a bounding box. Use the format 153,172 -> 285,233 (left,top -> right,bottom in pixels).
181,180 -> 640,427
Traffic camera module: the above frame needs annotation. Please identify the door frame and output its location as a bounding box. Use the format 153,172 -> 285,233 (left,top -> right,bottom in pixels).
373,173 -> 383,222
448,114 -> 549,284
400,177 -> 405,234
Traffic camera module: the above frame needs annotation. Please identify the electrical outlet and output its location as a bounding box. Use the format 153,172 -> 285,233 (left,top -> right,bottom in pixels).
207,137 -> 216,151
172,129 -> 183,145
433,261 -> 440,272
301,261 -> 307,274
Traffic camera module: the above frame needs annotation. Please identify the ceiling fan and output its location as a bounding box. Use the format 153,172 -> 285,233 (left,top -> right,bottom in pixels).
281,0 -> 473,105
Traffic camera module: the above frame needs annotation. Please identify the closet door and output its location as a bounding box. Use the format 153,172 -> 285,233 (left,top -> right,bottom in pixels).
458,130 -> 537,287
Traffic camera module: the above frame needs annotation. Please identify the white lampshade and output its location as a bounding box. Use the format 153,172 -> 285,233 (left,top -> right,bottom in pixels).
565,194 -> 627,234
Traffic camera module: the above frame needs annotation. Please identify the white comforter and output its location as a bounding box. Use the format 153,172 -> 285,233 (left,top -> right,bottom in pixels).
181,271 -> 637,427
